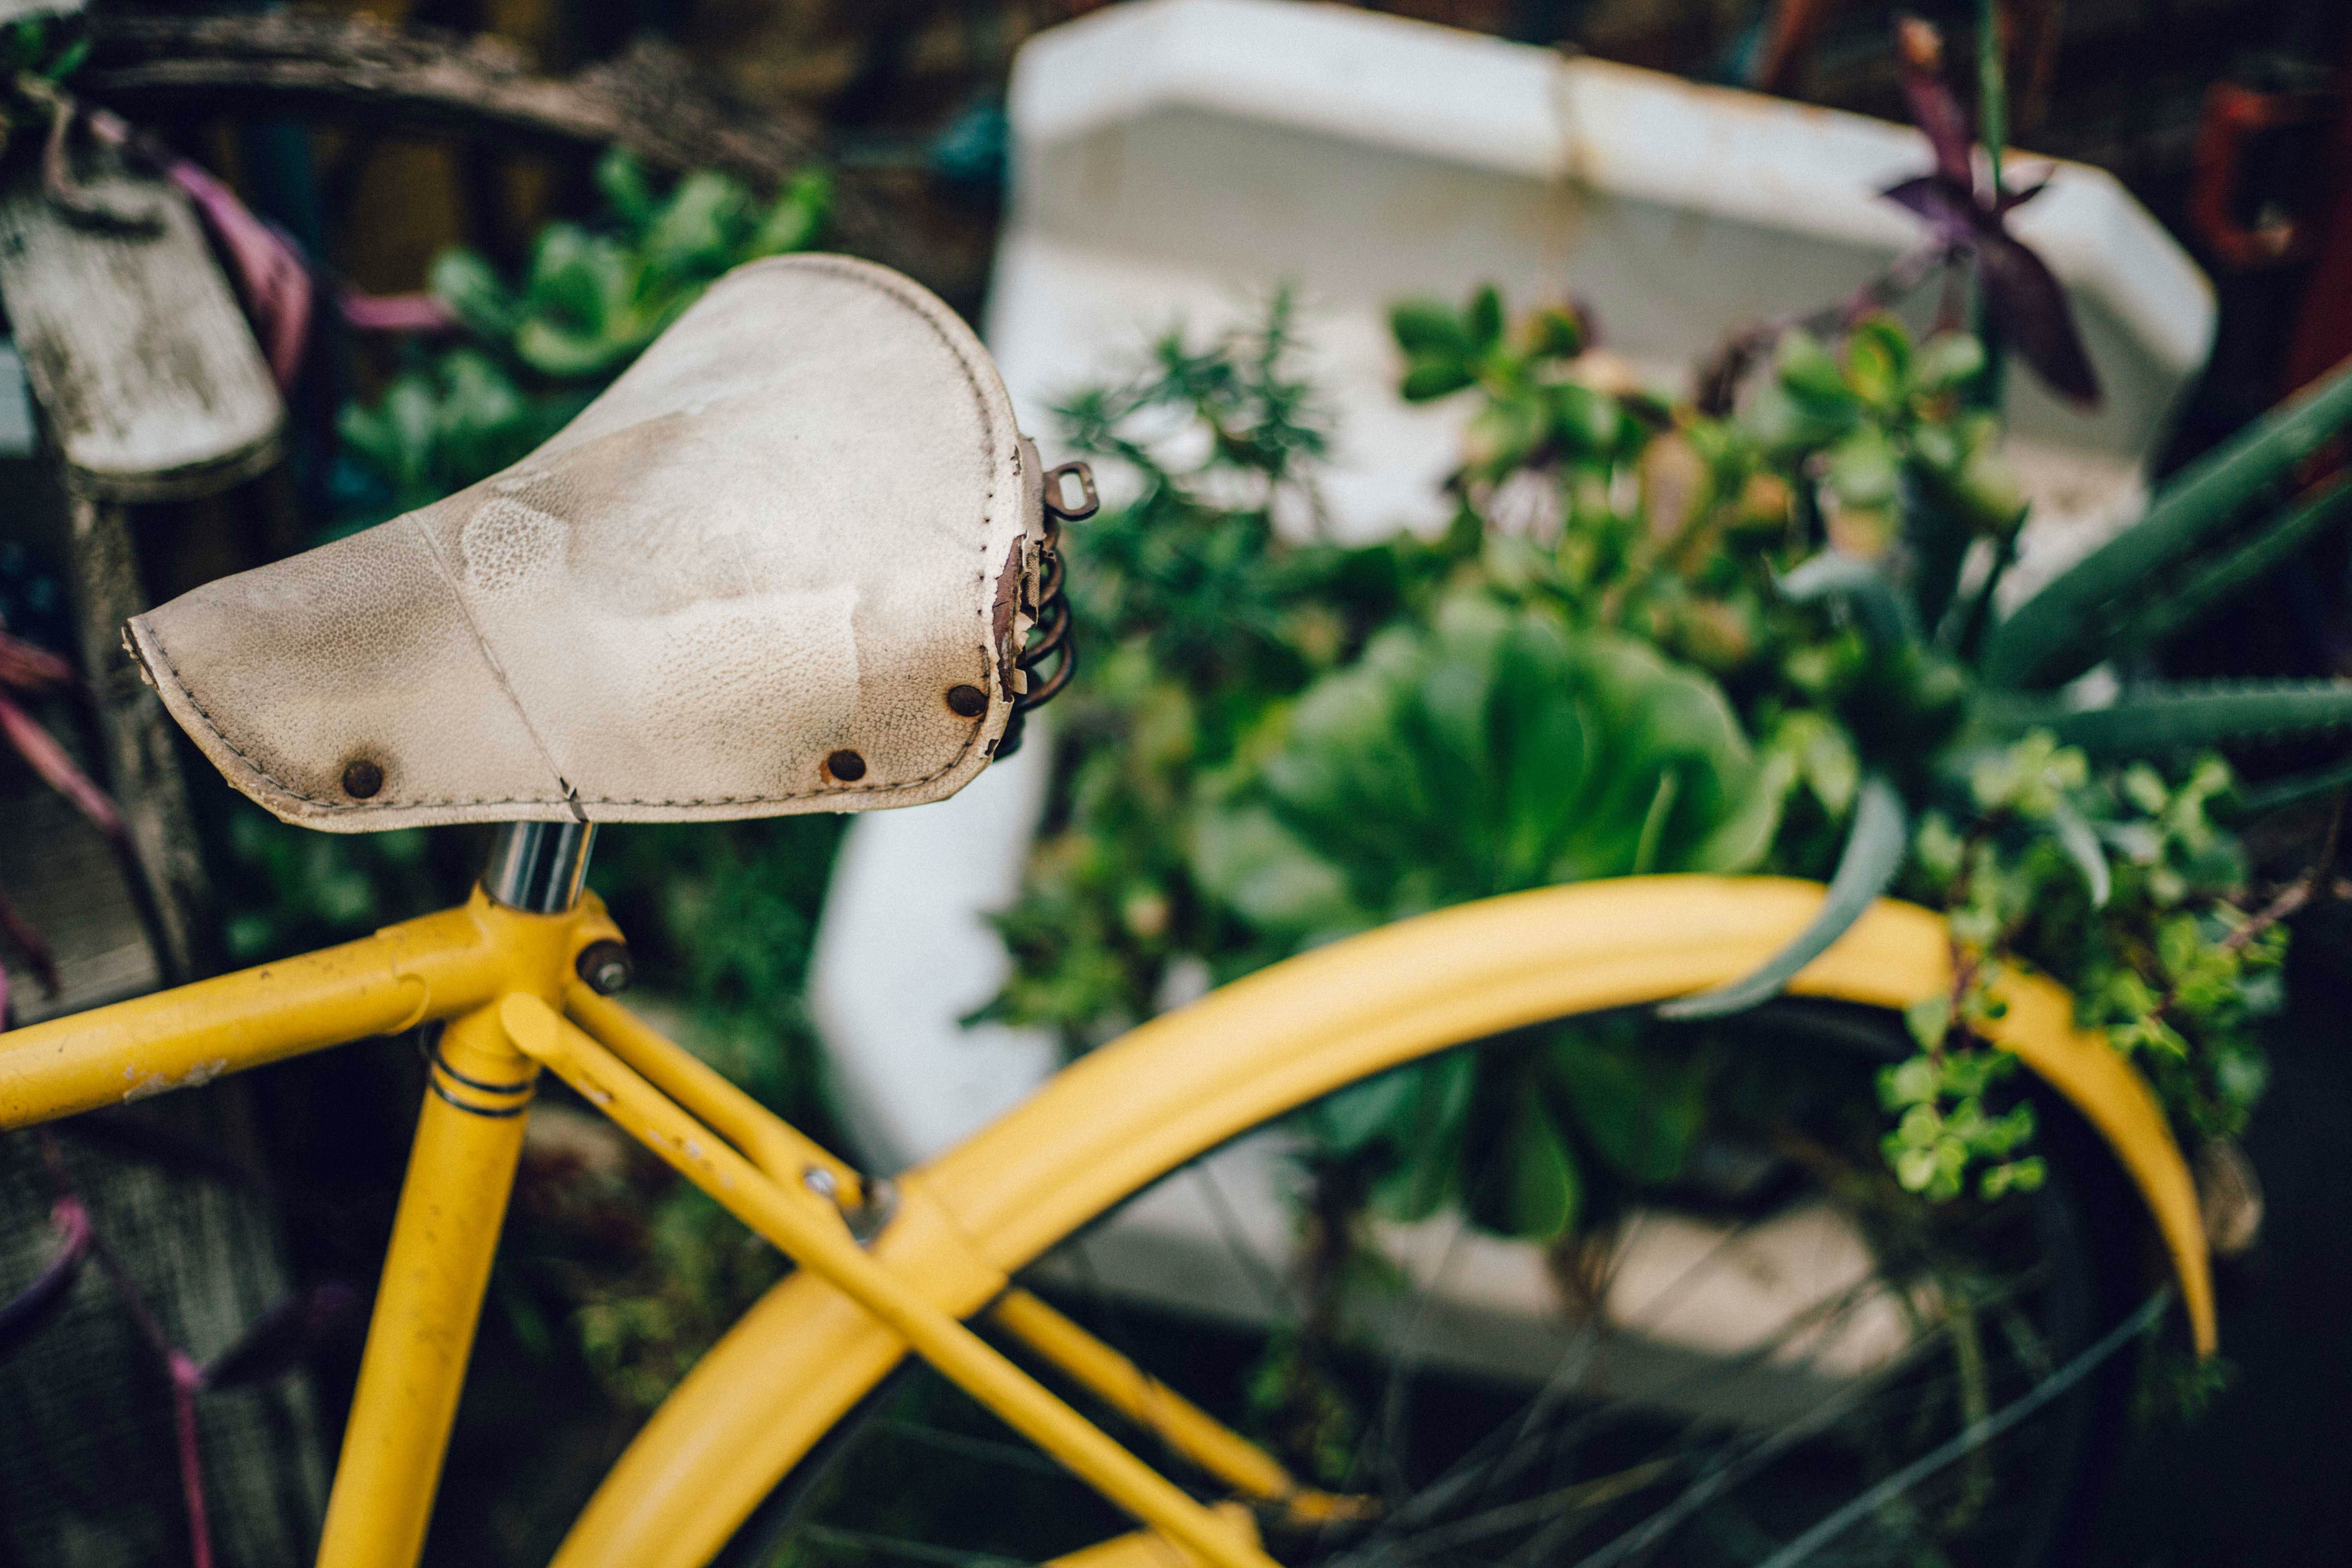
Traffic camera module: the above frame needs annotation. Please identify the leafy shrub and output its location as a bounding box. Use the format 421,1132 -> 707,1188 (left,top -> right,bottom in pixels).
336,150 -> 831,523
989,287 -> 2350,1239
1197,596 -> 1778,944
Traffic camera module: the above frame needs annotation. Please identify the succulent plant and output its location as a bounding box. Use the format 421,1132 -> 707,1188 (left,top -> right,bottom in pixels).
1671,353 -> 2352,1022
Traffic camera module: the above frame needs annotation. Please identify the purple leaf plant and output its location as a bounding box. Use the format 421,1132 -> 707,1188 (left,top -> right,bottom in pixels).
1883,15 -> 2100,408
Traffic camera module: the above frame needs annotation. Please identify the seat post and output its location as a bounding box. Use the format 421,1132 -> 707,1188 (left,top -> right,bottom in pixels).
481,821 -> 596,914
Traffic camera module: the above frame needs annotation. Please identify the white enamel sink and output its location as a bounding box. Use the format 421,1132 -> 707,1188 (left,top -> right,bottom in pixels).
809,0 -> 2209,1381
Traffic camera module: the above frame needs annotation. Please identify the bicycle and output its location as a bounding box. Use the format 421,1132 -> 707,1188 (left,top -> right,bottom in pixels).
2,253 -> 2214,1568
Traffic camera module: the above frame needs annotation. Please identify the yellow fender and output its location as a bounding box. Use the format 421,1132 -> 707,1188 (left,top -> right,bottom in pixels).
553,876 -> 2209,1568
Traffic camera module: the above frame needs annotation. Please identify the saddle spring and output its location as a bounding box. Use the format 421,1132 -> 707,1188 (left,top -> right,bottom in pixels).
1000,461 -> 1096,759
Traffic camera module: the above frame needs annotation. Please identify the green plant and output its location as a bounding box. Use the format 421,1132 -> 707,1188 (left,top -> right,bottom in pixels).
989,281 -> 2350,1238
336,149 -> 831,523
432,153 -> 831,381
1395,288 -> 2348,1202
336,350 -> 590,522
981,297 -> 1464,1039
1196,595 -> 1777,943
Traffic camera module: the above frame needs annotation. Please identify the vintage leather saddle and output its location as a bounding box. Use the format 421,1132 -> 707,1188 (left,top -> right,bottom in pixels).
127,255 -> 1058,831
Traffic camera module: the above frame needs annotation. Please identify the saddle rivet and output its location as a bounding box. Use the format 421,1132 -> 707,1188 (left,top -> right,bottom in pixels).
825,749 -> 868,783
945,684 -> 987,718
342,759 -> 384,799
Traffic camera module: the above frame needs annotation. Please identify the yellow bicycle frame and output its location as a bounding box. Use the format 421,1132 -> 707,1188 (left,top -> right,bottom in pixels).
0,876 -> 2212,1568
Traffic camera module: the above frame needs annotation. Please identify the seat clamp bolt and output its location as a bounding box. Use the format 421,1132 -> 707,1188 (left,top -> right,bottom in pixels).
575,940 -> 634,996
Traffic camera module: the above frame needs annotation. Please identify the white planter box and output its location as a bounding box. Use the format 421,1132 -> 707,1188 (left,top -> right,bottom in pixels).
808,0 -> 2212,1374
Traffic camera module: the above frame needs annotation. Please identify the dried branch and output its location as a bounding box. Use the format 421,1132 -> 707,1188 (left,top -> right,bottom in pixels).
76,12 -> 922,279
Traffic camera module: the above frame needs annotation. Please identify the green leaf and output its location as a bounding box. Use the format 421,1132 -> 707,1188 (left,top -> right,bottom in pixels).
428,248 -> 519,339
2100,477 -> 2352,662
1522,304 -> 1584,358
1390,299 -> 1474,363
749,168 -> 832,256
1986,357 -> 2352,688
1772,710 -> 1860,817
515,316 -> 637,381
1913,332 -> 1987,394
1777,330 -> 1853,408
2049,680 -> 2352,758
1561,633 -> 1773,879
1844,316 -> 1910,407
333,399 -> 401,479
1629,767 -> 1680,875
42,33 -> 87,83
644,170 -> 752,282
1464,394 -> 1546,474
1777,551 -> 1917,646
381,375 -> 441,489
594,147 -> 657,234
1206,598 -> 1770,935
2052,798 -> 2111,906
2225,753 -> 2352,818
1657,771 -> 1908,1019
1544,1026 -> 1700,1183
1466,285 -> 1505,354
1400,359 -> 1477,401
1552,381 -> 1623,455
1487,1095 -> 1579,1240
1824,424 -> 1900,509
1315,1067 -> 1417,1156
1189,804 -> 1363,939
524,225 -> 634,337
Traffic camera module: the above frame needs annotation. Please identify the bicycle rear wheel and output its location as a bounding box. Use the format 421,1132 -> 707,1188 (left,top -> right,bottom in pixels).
720,1000 -> 2141,1568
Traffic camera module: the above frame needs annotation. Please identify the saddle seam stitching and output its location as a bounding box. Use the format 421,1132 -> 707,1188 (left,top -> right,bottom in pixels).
399,507 -> 584,813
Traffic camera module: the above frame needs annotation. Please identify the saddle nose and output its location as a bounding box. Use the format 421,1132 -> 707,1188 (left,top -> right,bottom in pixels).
126,255 -> 1049,831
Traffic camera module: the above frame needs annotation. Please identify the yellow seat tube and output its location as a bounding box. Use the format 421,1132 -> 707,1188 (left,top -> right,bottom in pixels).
499,994 -> 1278,1568
316,1002 -> 539,1568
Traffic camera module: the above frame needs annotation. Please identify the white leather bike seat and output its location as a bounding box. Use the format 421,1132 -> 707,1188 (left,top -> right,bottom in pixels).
127,255 -> 1049,831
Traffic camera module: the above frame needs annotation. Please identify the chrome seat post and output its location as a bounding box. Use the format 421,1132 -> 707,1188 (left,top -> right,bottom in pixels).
481,822 -> 597,914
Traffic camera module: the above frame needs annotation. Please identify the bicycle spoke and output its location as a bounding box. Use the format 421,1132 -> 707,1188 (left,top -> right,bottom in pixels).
1192,1157 -> 1302,1321
1748,1291 -> 2170,1568
868,1419 -> 1072,1479
795,1523 -> 1044,1568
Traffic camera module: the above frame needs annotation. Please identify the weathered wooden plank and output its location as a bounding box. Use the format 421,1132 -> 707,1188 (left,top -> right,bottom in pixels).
0,162 -> 283,502
60,493 -> 217,985
81,16 -> 928,283
82,15 -> 818,185
0,786 -> 161,1025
